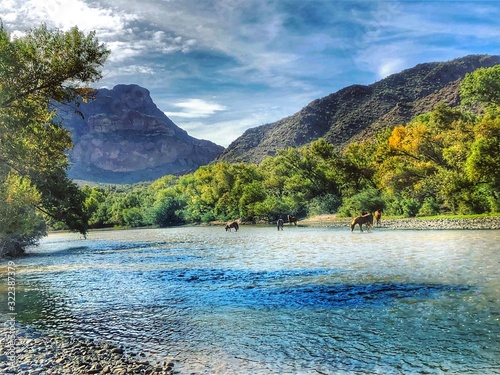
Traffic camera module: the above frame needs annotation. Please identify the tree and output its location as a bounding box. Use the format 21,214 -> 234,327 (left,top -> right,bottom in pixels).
465,112 -> 500,212
460,65 -> 500,107
0,173 -> 46,256
149,189 -> 186,227
0,22 -> 109,255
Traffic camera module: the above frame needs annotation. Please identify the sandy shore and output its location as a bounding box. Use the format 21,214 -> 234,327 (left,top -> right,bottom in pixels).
300,214 -> 500,230
0,324 -> 175,375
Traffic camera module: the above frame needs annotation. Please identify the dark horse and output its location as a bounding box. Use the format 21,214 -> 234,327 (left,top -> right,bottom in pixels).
288,215 -> 298,226
351,213 -> 373,232
225,221 -> 239,232
277,218 -> 284,230
374,209 -> 382,226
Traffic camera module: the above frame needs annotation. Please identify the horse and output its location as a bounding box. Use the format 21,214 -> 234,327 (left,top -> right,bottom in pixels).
277,218 -> 284,231
288,215 -> 298,226
225,221 -> 239,232
374,209 -> 382,226
350,213 -> 373,232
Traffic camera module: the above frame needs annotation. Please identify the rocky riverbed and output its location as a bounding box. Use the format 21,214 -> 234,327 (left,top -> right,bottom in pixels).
0,324 -> 175,375
374,216 -> 500,230
301,215 -> 500,230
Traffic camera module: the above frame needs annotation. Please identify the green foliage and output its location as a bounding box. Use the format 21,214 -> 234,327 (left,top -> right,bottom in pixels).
82,66 -> 500,227
460,65 -> 500,107
465,111 -> 500,190
337,188 -> 383,217
0,22 -> 108,255
0,173 -> 46,256
149,189 -> 186,227
82,186 -> 107,227
305,194 -> 341,217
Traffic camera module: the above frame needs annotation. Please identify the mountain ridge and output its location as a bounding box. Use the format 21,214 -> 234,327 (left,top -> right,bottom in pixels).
59,84 -> 224,184
216,54 -> 500,164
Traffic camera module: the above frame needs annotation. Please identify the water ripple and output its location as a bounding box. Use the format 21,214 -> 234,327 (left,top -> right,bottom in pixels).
2,227 -> 499,374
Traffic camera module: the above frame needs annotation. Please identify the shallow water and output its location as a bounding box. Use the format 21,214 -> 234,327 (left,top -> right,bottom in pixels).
1,226 -> 499,374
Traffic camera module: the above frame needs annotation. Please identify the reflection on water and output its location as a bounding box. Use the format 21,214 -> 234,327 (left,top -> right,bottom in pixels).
1,227 -> 499,374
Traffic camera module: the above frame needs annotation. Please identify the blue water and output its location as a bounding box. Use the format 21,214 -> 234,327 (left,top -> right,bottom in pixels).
2,226 -> 499,374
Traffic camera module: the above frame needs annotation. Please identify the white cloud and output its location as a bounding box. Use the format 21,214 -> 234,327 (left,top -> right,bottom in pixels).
105,41 -> 145,63
165,99 -> 227,119
106,64 -> 156,77
2,0 -> 499,148
176,112 -> 272,147
0,0 -> 18,22
0,0 -> 132,34
378,58 -> 406,79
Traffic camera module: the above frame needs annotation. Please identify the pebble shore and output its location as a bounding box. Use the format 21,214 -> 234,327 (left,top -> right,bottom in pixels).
302,215 -> 500,230
375,216 -> 500,230
0,325 -> 175,375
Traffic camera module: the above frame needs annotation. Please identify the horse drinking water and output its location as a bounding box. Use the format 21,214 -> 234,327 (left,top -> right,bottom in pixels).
351,213 -> 373,232
225,221 -> 239,232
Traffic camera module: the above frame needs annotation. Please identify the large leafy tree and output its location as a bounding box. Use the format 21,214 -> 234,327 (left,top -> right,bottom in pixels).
377,104 -> 478,214
0,23 -> 109,256
461,64 -> 500,212
460,65 -> 500,107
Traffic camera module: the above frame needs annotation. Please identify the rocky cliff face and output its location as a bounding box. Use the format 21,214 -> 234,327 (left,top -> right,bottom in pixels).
61,84 -> 224,183
217,54 -> 500,164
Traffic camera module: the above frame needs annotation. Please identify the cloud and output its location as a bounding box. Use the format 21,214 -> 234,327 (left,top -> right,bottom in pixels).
2,0 -> 499,147
165,91 -> 313,147
0,0 -> 132,34
176,112 -> 275,147
352,1 -> 500,79
165,99 -> 227,119
378,58 -> 406,78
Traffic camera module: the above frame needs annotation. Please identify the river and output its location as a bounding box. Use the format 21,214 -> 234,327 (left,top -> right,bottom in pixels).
2,226 -> 499,374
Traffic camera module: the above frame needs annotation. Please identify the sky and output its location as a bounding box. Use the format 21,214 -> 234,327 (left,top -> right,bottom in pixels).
1,0 -> 499,147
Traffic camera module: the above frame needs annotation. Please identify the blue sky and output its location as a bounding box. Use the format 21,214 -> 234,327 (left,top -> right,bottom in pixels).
1,0 -> 499,146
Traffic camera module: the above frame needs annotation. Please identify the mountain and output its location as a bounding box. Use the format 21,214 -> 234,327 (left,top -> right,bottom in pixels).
216,54 -> 500,164
60,84 -> 224,184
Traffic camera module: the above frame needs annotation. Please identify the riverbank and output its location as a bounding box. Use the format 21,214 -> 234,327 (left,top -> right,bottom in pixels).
0,324 -> 175,375
300,214 -> 500,230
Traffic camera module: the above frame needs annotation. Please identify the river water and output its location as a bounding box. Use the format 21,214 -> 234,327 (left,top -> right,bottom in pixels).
2,226 -> 499,374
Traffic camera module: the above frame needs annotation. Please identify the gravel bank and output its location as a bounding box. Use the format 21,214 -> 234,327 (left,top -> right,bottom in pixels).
0,324 -> 175,375
301,215 -> 500,230
377,217 -> 500,230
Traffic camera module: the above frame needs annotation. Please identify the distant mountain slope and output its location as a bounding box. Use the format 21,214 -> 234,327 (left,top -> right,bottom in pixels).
217,54 -> 500,164
59,84 -> 224,184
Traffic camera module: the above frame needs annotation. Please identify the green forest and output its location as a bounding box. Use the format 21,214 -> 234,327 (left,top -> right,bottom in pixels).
1,23 -> 499,256
78,90 -> 500,230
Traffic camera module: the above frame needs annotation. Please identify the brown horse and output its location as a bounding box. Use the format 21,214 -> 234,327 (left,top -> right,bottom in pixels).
225,221 -> 239,232
288,215 -> 298,226
351,213 -> 373,232
374,209 -> 382,226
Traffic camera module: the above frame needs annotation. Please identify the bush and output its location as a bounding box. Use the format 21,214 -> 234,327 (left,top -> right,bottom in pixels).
401,197 -> 420,217
337,189 -> 384,217
151,197 -> 185,227
306,194 -> 341,216
122,208 -> 144,227
418,197 -> 441,216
